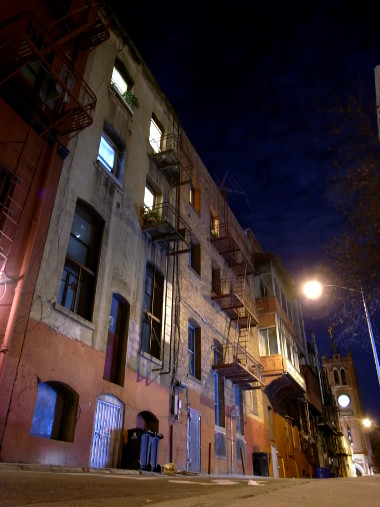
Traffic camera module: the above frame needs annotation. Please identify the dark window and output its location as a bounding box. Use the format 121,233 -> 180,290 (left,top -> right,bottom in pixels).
214,341 -> 225,428
188,323 -> 201,380
31,381 -> 78,442
190,242 -> 201,276
333,368 -> 340,385
58,200 -> 103,321
141,263 -> 164,360
212,267 -> 221,295
104,293 -> 130,386
340,368 -> 348,385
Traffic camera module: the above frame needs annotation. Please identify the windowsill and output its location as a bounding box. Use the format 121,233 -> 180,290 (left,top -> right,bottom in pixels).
94,160 -> 123,192
187,373 -> 202,385
54,303 -> 95,330
108,85 -> 134,116
139,349 -> 163,367
189,266 -> 201,279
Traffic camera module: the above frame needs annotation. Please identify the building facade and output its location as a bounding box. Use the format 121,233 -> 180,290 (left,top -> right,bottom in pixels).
0,3 -> 345,478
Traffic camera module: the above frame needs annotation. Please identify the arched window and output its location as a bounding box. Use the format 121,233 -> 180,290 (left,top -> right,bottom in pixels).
340,368 -> 348,385
31,381 -> 78,442
333,368 -> 340,385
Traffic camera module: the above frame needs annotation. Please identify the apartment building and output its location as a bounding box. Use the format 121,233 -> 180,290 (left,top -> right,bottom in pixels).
0,3 -> 343,478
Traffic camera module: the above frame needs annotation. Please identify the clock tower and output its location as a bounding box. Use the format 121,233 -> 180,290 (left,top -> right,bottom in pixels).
321,326 -> 372,476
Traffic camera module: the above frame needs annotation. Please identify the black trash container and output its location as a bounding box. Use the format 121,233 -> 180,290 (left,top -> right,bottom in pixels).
252,452 -> 269,477
121,428 -> 163,472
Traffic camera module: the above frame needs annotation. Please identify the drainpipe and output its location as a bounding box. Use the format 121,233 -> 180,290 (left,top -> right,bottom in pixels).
230,405 -> 236,475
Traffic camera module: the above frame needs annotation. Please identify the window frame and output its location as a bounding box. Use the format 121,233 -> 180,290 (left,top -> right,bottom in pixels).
149,115 -> 163,153
97,126 -> 125,181
141,263 -> 164,360
189,241 -> 201,276
58,200 -> 103,321
188,322 -> 201,380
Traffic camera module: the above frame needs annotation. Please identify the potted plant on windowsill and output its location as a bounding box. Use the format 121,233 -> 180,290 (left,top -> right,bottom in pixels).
145,209 -> 160,224
122,90 -> 140,108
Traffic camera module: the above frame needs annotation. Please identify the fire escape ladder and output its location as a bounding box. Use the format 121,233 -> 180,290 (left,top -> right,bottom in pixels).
0,12 -> 97,137
46,1 -> 110,52
0,108 -> 49,275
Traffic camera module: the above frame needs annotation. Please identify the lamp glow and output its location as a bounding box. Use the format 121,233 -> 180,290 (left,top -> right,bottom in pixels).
362,418 -> 371,428
303,280 -> 323,300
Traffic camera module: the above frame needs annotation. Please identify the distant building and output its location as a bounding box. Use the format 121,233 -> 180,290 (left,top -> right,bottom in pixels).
321,328 -> 372,475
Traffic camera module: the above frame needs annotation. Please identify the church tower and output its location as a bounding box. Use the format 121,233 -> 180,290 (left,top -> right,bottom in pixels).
321,326 -> 372,476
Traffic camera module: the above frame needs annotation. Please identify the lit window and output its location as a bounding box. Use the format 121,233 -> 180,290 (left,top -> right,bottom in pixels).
259,327 -> 278,356
144,185 -> 155,210
31,381 -> 78,442
111,67 -> 128,95
189,180 -> 200,213
141,263 -> 164,360
149,116 -> 163,153
97,129 -> 124,180
104,294 -> 130,386
58,200 -> 103,321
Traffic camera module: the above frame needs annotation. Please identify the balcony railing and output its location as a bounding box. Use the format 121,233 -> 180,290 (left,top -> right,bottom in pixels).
141,202 -> 191,253
212,343 -> 264,390
149,133 -> 192,186
211,276 -> 258,327
210,222 -> 254,275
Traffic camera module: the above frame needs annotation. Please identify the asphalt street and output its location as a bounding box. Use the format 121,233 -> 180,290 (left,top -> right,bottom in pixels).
1,465 -> 379,506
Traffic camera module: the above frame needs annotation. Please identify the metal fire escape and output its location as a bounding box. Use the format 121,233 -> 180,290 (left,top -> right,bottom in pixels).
143,131 -> 192,254
0,4 -> 109,276
210,204 -> 262,390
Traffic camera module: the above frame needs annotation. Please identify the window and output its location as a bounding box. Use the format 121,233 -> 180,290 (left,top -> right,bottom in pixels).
144,185 -> 155,210
104,293 -> 130,386
257,274 -> 273,298
235,385 -> 244,435
190,241 -> 201,276
149,115 -> 163,153
189,180 -> 200,213
188,323 -> 201,380
340,368 -> 348,385
97,126 -> 125,181
210,210 -> 219,237
0,165 -> 12,209
333,368 -> 340,385
111,63 -> 132,96
58,200 -> 103,321
141,263 -> 164,360
214,341 -> 225,428
259,327 -> 278,356
31,381 -> 78,442
212,267 -> 222,295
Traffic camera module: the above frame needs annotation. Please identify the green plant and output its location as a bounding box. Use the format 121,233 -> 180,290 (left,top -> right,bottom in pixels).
122,90 -> 140,108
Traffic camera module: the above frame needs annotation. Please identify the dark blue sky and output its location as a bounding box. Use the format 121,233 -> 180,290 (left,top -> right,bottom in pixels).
114,0 -> 380,420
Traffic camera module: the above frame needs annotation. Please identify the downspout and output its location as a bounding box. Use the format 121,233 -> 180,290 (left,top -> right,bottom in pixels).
230,405 -> 235,475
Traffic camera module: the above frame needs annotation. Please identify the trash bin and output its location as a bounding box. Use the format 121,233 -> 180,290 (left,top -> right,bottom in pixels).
252,452 -> 269,477
315,467 -> 324,479
121,428 -> 164,472
150,432 -> 164,473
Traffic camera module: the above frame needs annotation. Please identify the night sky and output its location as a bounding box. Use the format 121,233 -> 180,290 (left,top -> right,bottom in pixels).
110,1 -> 380,421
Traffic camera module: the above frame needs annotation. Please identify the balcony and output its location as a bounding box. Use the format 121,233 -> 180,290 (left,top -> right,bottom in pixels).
149,134 -> 192,186
212,343 -> 264,390
141,202 -> 191,253
300,364 -> 323,414
257,295 -> 297,335
260,354 -> 306,412
211,276 -> 258,328
210,222 -> 254,275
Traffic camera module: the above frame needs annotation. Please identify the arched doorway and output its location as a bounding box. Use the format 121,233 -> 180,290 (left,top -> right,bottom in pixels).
90,394 -> 124,468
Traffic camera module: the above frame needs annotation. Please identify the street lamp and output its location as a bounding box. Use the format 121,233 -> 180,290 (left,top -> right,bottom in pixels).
303,281 -> 380,388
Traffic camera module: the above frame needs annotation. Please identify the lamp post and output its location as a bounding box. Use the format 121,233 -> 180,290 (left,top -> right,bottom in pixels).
303,281 -> 380,388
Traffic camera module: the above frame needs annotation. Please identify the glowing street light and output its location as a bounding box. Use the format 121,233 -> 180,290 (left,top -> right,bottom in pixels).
303,281 -> 380,388
362,418 -> 372,428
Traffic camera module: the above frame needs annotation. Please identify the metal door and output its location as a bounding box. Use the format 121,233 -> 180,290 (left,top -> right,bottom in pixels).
187,407 -> 201,472
271,445 -> 279,478
90,395 -> 124,468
